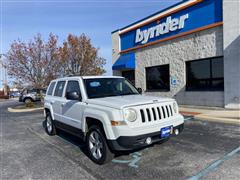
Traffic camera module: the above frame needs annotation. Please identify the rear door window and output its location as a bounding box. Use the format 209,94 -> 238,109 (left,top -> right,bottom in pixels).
47,82 -> 56,95
54,81 -> 66,97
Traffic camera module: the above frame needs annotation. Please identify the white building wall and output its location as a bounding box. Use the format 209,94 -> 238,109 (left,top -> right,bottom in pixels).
223,0 -> 240,109
112,31 -> 122,76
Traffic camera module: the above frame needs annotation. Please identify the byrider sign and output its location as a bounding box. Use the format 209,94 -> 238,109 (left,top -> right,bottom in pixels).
135,14 -> 189,44
119,0 -> 223,53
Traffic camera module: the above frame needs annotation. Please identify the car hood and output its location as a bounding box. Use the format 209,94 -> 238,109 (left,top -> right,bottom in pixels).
86,95 -> 174,109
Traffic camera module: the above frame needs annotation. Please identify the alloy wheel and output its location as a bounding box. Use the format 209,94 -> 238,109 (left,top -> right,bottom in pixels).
46,116 -> 52,133
88,131 -> 103,160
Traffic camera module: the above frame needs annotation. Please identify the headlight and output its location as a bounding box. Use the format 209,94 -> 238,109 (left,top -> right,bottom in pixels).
173,102 -> 178,113
124,108 -> 137,122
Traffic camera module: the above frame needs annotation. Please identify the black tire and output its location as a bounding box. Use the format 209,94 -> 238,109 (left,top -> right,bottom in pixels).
86,125 -> 114,164
24,98 -> 33,104
45,112 -> 57,136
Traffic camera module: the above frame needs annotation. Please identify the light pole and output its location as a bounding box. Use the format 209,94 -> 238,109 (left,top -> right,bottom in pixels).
0,53 -> 8,96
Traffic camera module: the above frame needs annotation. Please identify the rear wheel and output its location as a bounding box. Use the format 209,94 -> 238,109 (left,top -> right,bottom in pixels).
86,125 -> 114,164
45,112 -> 57,136
24,98 -> 33,104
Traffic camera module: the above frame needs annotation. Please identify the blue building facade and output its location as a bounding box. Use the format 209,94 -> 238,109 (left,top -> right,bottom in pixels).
112,0 -> 240,109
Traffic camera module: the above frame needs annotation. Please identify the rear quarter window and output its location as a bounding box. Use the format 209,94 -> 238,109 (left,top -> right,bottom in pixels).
47,82 -> 56,95
54,81 -> 66,97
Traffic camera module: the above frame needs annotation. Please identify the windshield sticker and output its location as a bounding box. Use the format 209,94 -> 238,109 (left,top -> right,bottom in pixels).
90,81 -> 101,87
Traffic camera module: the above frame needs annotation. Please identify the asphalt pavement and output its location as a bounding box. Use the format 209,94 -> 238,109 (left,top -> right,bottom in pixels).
1,100 -> 239,180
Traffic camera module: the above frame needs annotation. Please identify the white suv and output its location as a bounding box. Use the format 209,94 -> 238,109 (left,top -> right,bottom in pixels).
44,76 -> 184,164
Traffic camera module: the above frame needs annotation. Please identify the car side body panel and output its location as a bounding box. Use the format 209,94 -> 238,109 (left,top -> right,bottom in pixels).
82,106 -> 121,139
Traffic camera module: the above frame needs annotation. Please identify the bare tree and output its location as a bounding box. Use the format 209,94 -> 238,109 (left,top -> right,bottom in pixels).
5,33 -> 62,88
5,33 -> 106,88
59,33 -> 106,76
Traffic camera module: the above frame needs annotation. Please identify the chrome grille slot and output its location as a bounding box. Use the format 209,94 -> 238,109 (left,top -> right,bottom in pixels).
169,105 -> 173,116
166,105 -> 170,117
161,106 -> 166,119
152,108 -> 156,120
157,107 -> 161,119
146,108 -> 151,121
143,109 -> 148,122
140,109 -> 145,123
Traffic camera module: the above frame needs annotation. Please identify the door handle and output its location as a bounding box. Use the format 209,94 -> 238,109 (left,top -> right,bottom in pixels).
50,101 -> 54,105
61,103 -> 66,107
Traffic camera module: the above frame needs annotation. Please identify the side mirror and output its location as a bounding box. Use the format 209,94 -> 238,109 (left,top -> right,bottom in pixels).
66,91 -> 81,101
137,88 -> 142,94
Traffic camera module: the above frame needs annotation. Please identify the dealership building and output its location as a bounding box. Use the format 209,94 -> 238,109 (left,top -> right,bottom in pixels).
112,0 -> 240,109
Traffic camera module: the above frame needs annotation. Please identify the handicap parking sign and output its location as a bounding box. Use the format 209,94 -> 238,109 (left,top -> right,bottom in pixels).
171,77 -> 177,86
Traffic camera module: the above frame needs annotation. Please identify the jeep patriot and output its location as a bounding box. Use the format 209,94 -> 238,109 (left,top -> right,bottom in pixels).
44,76 -> 184,164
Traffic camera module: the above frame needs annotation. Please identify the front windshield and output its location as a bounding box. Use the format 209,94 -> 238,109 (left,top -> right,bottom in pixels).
84,78 -> 139,99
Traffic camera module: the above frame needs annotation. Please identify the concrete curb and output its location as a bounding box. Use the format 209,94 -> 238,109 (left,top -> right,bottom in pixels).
8,107 -> 43,113
0,99 -> 15,102
195,115 -> 240,125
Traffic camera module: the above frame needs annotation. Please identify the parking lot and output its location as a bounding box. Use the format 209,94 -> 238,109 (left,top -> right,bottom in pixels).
1,100 -> 240,180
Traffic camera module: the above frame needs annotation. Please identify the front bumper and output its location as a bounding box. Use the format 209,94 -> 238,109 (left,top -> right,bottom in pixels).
108,123 -> 184,151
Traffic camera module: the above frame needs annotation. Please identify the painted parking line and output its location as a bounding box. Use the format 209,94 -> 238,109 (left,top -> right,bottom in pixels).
184,116 -> 194,121
188,146 -> 240,180
112,151 -> 142,168
112,117 -> 192,168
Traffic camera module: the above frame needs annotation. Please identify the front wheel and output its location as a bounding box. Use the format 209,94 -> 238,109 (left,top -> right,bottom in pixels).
86,125 -> 114,164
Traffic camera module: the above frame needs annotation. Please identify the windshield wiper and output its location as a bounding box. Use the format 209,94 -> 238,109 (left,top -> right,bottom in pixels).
90,93 -> 138,98
90,94 -> 119,98
120,92 -> 139,96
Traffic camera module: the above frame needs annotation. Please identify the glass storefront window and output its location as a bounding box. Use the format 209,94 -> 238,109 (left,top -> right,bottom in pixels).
146,64 -> 170,91
186,57 -> 224,91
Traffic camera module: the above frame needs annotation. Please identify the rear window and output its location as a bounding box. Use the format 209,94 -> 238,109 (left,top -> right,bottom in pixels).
47,82 -> 56,95
54,81 -> 66,97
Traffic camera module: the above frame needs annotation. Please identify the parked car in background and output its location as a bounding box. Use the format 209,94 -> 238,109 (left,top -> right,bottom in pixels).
19,88 -> 46,103
10,92 -> 21,98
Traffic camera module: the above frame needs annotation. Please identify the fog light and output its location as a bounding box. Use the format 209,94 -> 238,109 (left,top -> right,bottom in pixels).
145,137 -> 152,145
174,129 -> 179,135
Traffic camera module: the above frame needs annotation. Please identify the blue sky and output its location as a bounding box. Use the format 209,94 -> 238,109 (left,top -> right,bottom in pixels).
0,0 -> 181,87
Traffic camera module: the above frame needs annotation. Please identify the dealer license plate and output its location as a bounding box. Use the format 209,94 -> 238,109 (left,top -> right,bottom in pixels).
161,126 -> 172,138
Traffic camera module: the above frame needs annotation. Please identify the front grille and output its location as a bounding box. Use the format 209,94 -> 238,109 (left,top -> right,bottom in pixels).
140,104 -> 174,123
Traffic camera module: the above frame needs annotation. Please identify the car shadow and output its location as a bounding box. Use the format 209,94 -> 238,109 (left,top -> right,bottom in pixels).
42,120 -> 168,160
42,120 -> 89,157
